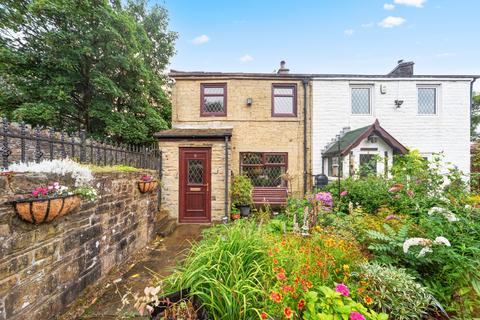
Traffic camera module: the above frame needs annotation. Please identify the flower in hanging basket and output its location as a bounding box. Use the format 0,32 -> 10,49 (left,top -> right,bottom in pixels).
138,175 -> 158,193
13,182 -> 81,224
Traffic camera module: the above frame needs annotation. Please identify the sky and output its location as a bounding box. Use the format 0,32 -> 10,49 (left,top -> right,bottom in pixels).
161,0 -> 480,91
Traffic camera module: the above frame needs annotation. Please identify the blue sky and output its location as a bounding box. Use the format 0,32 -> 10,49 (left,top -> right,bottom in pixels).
161,0 -> 479,90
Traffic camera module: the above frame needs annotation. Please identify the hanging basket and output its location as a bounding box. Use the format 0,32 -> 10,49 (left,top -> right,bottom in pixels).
138,180 -> 158,193
13,195 -> 81,224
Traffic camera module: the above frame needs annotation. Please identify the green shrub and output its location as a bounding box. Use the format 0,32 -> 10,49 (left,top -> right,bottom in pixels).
359,263 -> 432,319
230,175 -> 253,206
166,220 -> 270,319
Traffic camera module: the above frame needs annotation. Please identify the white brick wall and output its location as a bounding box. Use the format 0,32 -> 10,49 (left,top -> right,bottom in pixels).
312,78 -> 472,177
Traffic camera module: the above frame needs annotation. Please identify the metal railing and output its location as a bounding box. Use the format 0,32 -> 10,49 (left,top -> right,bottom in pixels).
0,118 -> 161,171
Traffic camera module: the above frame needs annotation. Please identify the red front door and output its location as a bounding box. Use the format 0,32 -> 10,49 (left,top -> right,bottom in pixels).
179,148 -> 211,223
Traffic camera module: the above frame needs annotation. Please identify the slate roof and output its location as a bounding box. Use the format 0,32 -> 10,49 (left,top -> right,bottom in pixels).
323,120 -> 408,156
154,128 -> 232,140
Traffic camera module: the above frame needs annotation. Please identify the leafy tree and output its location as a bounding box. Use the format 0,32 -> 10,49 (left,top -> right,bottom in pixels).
0,0 -> 176,144
472,92 -> 480,141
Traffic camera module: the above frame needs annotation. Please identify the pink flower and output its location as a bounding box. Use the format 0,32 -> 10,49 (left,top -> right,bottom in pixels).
385,214 -> 399,221
406,189 -> 414,198
335,283 -> 350,297
340,190 -> 348,197
388,183 -> 404,193
350,312 -> 365,320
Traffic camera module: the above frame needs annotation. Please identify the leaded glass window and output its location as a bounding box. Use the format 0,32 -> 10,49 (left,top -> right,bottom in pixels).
418,87 -> 437,115
240,152 -> 287,187
188,159 -> 203,184
273,84 -> 297,116
201,84 -> 226,116
351,87 -> 371,115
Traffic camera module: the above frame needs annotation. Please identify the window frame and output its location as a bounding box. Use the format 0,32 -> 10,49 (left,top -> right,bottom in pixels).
239,152 -> 288,187
417,85 -> 438,116
271,83 -> 297,117
350,85 -> 373,116
200,83 -> 227,117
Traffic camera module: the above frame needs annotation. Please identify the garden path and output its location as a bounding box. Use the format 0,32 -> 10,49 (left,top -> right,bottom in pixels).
59,224 -> 207,320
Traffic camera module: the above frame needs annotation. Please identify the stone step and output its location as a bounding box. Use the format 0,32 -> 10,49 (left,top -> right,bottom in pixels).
157,219 -> 177,237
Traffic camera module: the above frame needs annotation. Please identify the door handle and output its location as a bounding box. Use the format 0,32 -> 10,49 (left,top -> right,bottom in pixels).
206,183 -> 209,192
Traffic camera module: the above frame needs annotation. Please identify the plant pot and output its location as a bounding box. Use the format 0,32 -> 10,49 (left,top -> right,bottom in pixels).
138,180 -> 158,193
238,205 -> 251,217
231,213 -> 241,220
13,195 -> 81,224
149,289 -> 209,320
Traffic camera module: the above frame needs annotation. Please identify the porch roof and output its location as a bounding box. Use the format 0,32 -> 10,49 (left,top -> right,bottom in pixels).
322,119 -> 408,157
154,128 -> 232,140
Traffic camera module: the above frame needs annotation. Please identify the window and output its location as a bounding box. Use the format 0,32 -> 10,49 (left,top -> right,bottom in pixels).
351,87 -> 371,115
359,154 -> 377,177
201,83 -> 227,116
240,152 -> 287,187
328,156 -> 342,177
272,84 -> 297,116
418,87 -> 437,115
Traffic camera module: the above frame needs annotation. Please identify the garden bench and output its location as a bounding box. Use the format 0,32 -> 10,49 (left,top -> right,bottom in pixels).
252,187 -> 288,206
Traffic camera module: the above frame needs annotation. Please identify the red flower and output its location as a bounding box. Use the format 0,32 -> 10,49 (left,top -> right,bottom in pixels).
297,299 -> 305,310
261,312 -> 268,319
273,258 -> 279,265
276,272 -> 286,281
270,292 -> 282,303
283,307 -> 293,319
281,285 -> 292,293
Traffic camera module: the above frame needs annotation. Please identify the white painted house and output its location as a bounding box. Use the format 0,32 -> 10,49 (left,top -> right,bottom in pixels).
312,61 -> 477,180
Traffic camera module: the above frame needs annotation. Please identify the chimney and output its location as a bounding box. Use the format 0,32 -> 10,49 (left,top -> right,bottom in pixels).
277,60 -> 290,74
387,60 -> 414,77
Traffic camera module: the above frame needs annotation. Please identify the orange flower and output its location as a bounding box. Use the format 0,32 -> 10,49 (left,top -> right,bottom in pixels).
364,295 -> 374,305
276,272 -> 286,281
297,299 -> 305,310
283,307 -> 293,319
270,292 -> 282,303
268,250 -> 273,257
261,312 -> 268,319
273,258 -> 279,265
357,288 -> 365,294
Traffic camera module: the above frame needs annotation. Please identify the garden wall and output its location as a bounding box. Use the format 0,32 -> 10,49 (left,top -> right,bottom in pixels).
0,171 -> 160,320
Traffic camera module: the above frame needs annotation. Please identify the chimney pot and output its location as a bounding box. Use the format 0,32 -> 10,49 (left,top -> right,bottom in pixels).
277,60 -> 290,74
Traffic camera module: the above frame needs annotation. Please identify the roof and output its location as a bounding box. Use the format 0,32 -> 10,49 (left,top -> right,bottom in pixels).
154,128 -> 232,140
323,119 -> 408,156
169,70 -> 479,80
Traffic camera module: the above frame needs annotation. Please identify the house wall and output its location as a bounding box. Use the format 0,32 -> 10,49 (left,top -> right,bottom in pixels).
312,79 -> 471,178
170,78 -> 309,196
159,140 -> 231,222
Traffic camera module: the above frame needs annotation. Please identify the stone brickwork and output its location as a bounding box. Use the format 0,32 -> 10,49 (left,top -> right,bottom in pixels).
159,140 -> 230,222
0,171 -> 159,320
170,78 -> 310,196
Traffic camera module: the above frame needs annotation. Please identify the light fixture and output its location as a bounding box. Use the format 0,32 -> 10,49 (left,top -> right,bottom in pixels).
246,98 -> 253,106
394,100 -> 404,108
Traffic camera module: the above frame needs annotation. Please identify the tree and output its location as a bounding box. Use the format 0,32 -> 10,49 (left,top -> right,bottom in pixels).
472,92 -> 480,141
0,0 -> 176,144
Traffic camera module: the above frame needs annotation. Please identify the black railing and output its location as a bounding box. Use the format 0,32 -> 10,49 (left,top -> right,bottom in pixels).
0,118 -> 162,171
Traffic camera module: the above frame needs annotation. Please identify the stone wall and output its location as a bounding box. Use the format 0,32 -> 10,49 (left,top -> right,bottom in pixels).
0,171 -> 159,320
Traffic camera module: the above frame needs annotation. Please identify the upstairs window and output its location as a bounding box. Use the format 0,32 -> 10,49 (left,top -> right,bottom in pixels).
272,84 -> 297,116
351,86 -> 371,115
240,152 -> 287,187
201,83 -> 227,116
418,87 -> 437,115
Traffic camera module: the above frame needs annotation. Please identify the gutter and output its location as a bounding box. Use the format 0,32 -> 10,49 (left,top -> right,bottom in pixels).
302,78 -> 309,195
471,77 -> 479,141
224,136 -> 229,223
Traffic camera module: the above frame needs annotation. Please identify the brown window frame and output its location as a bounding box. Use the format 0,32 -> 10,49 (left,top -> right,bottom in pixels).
272,83 -> 297,117
200,83 -> 227,117
239,152 -> 288,187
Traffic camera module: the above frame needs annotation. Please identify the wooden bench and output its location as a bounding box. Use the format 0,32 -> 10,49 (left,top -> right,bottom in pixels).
252,187 -> 288,206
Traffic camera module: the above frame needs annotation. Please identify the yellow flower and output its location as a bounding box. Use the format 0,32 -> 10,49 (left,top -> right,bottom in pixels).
343,264 -> 350,271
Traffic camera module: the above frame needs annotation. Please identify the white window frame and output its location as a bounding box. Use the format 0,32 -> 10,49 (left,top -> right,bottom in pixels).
350,85 -> 373,116
417,85 -> 440,116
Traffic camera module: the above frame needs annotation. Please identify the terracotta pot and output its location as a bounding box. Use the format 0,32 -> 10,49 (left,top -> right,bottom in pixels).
138,180 -> 158,193
231,213 -> 241,220
13,195 -> 81,224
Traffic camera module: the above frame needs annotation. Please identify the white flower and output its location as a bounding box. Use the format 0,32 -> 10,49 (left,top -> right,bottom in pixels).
9,158 -> 93,187
427,206 -> 458,222
403,237 -> 431,254
427,206 -> 444,216
434,236 -> 451,247
417,246 -> 433,257
444,212 -> 459,222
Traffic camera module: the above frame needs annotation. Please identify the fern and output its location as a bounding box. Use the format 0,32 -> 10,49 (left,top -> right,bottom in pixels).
366,224 -> 411,264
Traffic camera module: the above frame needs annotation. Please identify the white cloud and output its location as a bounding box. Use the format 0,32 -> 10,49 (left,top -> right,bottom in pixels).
378,16 -> 406,28
344,29 -> 354,36
239,54 -> 254,62
192,34 -> 210,45
394,0 -> 427,8
436,52 -> 455,58
384,3 -> 395,10
361,22 -> 374,28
